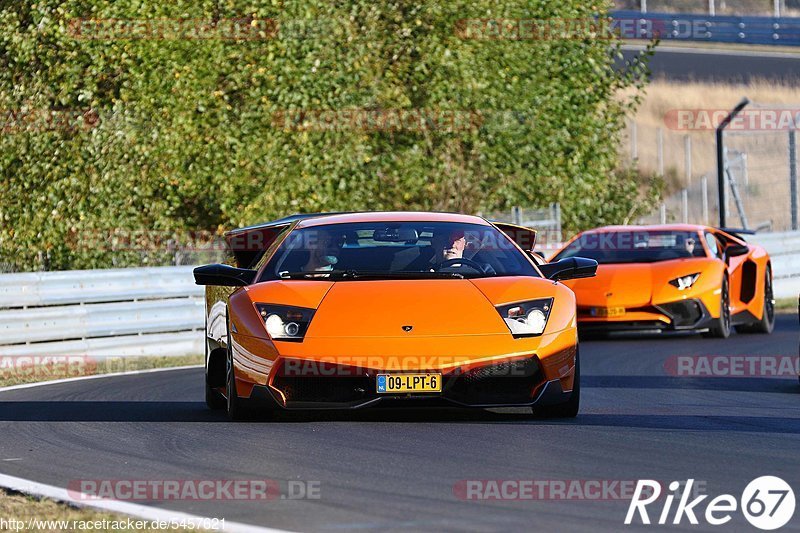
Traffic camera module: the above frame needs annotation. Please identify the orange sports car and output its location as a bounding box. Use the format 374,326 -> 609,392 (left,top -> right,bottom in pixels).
194,212 -> 597,420
550,224 -> 774,337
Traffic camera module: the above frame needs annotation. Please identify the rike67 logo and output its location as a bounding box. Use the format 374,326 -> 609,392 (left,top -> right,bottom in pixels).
625,477 -> 795,530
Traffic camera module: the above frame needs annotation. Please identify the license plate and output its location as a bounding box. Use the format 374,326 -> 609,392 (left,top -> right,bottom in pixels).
376,373 -> 442,394
591,306 -> 626,317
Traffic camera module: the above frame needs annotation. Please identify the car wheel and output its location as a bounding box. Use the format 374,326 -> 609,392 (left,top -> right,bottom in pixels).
226,342 -> 252,421
531,347 -> 580,418
735,267 -> 775,335
206,379 -> 226,410
205,343 -> 226,410
704,277 -> 731,338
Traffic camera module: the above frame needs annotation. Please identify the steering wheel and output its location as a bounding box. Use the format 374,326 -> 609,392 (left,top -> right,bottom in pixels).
436,257 -> 485,273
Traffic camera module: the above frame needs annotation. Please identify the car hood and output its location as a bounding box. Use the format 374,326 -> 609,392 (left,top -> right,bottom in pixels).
306,279 -> 506,338
560,258 -> 715,308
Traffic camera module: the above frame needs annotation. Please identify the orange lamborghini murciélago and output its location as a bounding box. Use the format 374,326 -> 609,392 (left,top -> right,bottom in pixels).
194,212 -> 597,420
550,224 -> 774,337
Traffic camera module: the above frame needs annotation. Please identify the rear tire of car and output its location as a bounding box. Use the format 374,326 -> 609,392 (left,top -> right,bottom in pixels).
735,267 -> 775,335
531,348 -> 580,419
206,380 -> 226,410
704,277 -> 731,339
226,342 -> 252,421
205,345 -> 226,410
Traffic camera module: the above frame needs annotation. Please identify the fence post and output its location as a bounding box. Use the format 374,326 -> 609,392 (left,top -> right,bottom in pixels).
716,98 -> 750,227
631,121 -> 638,162
684,135 -> 692,185
681,189 -> 689,223
660,203 -> 666,224
657,127 -> 664,176
790,129 -> 798,230
701,175 -> 709,225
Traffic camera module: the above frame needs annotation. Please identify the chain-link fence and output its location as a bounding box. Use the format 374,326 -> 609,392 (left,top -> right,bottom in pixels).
481,204 -> 562,248
634,103 -> 800,233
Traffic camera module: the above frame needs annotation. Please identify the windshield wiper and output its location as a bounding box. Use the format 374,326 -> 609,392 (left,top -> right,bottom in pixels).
279,270 -> 466,280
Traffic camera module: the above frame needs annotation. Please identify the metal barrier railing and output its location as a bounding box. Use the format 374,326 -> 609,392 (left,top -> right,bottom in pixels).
612,10 -> 800,45
0,266 -> 203,357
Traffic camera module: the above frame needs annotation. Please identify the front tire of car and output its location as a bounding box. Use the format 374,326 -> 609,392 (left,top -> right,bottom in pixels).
704,277 -> 731,339
735,266 -> 775,335
531,348 -> 580,419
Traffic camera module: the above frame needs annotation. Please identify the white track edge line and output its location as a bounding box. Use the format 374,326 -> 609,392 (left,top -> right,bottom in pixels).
621,43 -> 800,59
0,364 -> 204,393
0,472 -> 291,533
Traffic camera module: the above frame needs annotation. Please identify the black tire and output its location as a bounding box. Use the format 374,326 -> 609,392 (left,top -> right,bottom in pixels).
206,379 -> 226,410
735,267 -> 775,335
205,339 -> 226,410
531,347 -> 580,418
225,342 -> 252,421
704,277 -> 731,339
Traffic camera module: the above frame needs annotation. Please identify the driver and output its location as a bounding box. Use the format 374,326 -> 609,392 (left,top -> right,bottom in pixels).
437,230 -> 466,262
429,229 -> 495,274
303,231 -> 343,271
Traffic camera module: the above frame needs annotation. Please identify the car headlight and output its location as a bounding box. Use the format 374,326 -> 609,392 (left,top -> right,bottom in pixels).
254,304 -> 315,341
669,273 -> 700,290
496,298 -> 553,337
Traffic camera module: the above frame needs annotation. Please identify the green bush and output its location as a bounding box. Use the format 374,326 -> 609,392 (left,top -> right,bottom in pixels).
0,1 -> 654,271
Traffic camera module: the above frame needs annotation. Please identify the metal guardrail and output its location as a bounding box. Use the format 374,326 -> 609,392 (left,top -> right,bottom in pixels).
0,266 -> 203,357
0,234 -> 796,358
612,10 -> 800,46
749,230 -> 800,298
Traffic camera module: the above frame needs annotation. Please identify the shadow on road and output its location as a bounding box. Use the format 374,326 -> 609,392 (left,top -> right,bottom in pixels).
0,399 -> 798,435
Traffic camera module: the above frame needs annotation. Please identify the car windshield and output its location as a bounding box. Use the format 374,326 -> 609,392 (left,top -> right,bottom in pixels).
260,221 -> 539,281
553,230 -> 706,264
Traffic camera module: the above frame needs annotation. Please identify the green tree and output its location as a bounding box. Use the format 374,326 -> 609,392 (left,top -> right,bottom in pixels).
0,1 -> 654,271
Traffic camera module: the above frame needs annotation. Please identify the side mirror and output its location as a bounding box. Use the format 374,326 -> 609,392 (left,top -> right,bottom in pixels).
194,264 -> 257,286
726,243 -> 749,258
539,257 -> 598,281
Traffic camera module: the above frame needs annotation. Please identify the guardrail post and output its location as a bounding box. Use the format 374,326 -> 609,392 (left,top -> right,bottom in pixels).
630,120 -> 638,162
708,0 -> 715,16
657,127 -> 664,176
660,203 -> 666,224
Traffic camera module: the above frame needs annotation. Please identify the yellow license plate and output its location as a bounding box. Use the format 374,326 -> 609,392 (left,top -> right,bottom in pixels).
377,373 -> 442,393
592,307 -> 626,317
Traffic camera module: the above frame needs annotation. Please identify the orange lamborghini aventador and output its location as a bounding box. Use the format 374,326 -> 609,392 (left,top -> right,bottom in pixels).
550,224 -> 774,338
194,212 -> 597,420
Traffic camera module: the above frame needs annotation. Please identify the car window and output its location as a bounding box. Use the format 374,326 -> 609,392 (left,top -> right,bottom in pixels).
704,232 -> 722,259
553,230 -> 706,264
259,221 -> 540,281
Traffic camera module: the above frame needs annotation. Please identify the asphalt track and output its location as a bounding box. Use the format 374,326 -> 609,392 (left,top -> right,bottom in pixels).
620,46 -> 800,82
0,314 -> 797,532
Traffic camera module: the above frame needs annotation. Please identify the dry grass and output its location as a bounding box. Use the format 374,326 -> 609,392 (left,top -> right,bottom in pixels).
0,354 -> 203,388
0,490 -> 172,532
621,79 -> 800,228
